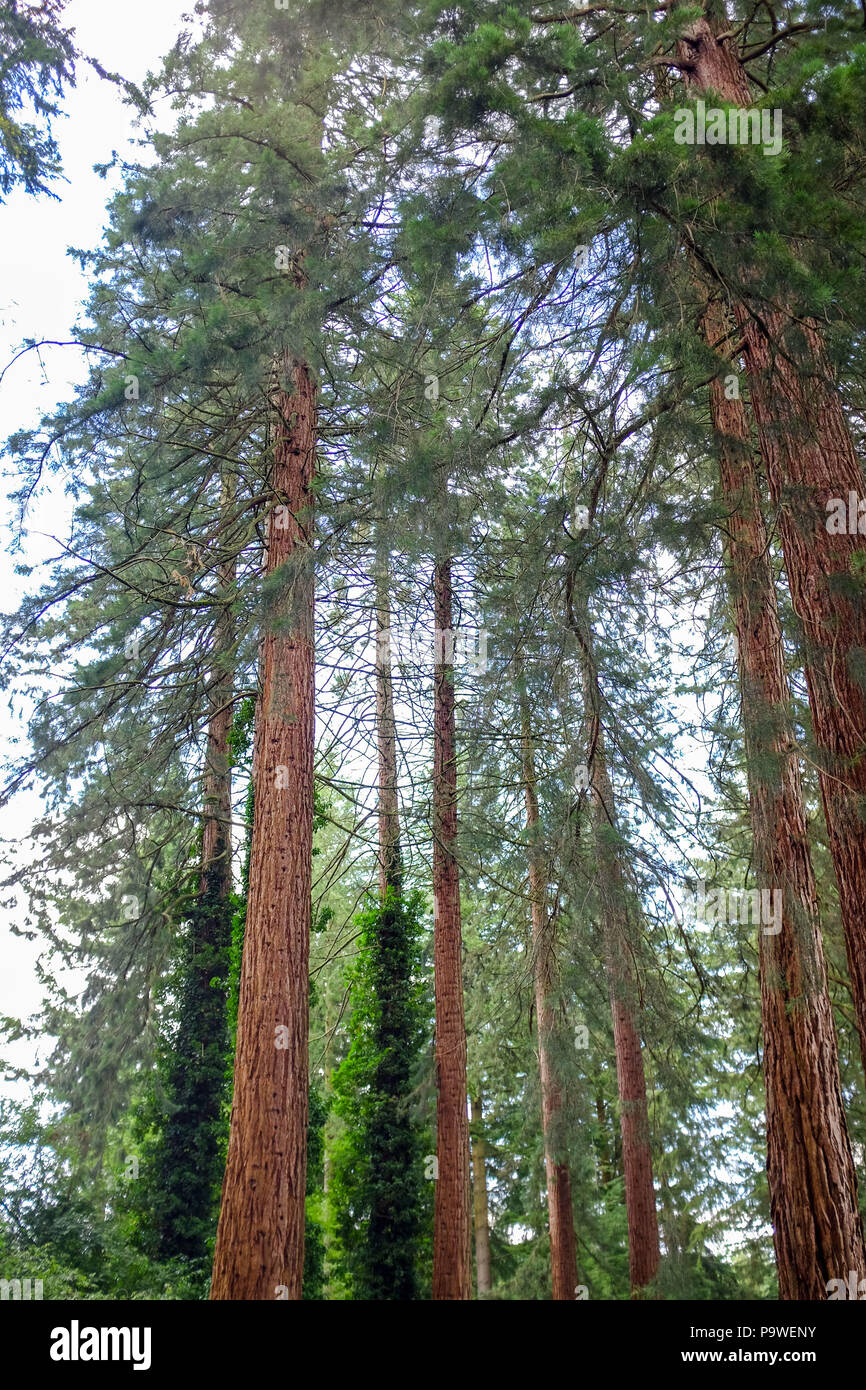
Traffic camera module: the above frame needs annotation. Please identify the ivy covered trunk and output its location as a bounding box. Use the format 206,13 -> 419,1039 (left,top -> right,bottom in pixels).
210,352 -> 317,1300
431,552 -> 472,1300
705,297 -> 866,1299
362,545 -> 422,1299
153,472 -> 236,1262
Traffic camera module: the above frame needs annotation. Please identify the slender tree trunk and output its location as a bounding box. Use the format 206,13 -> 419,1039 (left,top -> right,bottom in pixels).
570,588 -> 661,1295
431,554 -> 472,1300
595,1093 -> 614,1191
157,474 -> 236,1262
703,298 -> 866,1298
520,694 -> 579,1300
210,351 -> 317,1300
470,1094 -> 492,1296
365,541 -> 421,1300
678,4 -> 866,1083
376,548 -> 403,897
199,471 -> 236,906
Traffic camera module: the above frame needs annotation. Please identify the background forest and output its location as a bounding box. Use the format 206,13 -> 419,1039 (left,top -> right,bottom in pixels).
2,0 -> 866,1303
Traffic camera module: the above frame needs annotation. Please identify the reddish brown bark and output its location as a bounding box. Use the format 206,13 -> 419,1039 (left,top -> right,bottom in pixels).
705,298 -> 866,1298
210,352 -> 317,1300
431,554 -> 473,1300
678,6 -> 866,1084
520,697 -> 579,1301
571,593 -> 660,1294
470,1094 -> 492,1296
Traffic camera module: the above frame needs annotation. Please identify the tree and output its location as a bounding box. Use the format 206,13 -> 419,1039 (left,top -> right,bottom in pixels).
431,544 -> 473,1299
328,545 -> 428,1300
668,0 -> 866,1089
520,689 -> 579,1300
210,346 -> 318,1300
572,590 -> 661,1295
703,296 -> 866,1297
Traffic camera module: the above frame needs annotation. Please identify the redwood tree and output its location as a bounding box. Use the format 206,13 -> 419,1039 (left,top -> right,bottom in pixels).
674,2 -> 866,1083
520,692 -> 579,1301
210,352 -> 317,1299
432,549 -> 473,1300
571,586 -> 661,1295
704,296 -> 866,1298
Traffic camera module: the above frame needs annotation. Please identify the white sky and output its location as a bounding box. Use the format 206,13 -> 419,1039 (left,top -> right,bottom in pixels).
0,0 -> 196,1089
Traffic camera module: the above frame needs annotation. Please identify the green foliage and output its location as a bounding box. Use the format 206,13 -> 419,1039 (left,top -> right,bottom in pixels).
0,0 -> 74,198
329,890 -> 431,1300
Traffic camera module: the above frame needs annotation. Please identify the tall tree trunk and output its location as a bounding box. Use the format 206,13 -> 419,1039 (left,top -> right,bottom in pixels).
569,587 -> 661,1295
595,1092 -> 614,1191
470,1094 -> 492,1296
431,553 -> 472,1299
376,547 -> 403,898
156,473 -> 236,1261
199,469 -> 236,907
363,541 -> 422,1300
677,4 -> 866,1083
210,351 -> 317,1300
704,297 -> 866,1298
520,693 -> 579,1300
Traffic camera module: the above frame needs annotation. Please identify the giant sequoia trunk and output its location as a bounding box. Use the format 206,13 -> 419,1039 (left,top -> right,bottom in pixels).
431,553 -> 473,1300
210,352 -> 317,1300
520,696 -> 579,1301
571,590 -> 661,1294
470,1094 -> 492,1296
677,4 -> 866,1084
704,298 -> 866,1299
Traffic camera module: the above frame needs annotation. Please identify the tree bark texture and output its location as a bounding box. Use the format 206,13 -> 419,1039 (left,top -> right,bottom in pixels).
210,352 -> 317,1300
432,554 -> 473,1300
704,298 -> 866,1299
679,5 -> 866,1085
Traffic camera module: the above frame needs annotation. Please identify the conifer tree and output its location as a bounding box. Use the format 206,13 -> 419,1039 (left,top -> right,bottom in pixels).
571,588 -> 661,1295
702,296 -> 866,1297
327,543 -> 428,1299
519,688 -> 579,1300
667,0 -> 866,1086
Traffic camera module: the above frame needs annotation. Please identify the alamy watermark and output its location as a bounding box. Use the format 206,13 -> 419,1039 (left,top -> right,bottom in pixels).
377,627 -> 488,673
676,879 -> 782,935
674,99 -> 782,157
827,1271 -> 866,1299
0,1278 -> 43,1300
50,1322 -> 151,1371
826,492 -> 866,534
